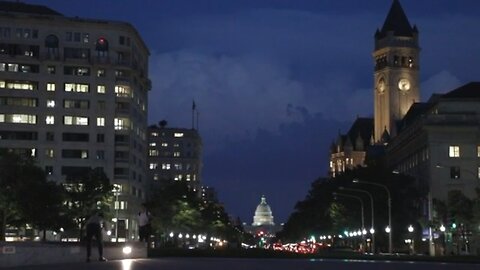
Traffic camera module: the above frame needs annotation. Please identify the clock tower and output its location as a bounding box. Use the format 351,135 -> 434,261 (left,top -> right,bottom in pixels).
373,0 -> 420,142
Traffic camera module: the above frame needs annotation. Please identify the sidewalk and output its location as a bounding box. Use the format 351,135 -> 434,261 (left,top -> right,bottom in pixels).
0,242 -> 147,268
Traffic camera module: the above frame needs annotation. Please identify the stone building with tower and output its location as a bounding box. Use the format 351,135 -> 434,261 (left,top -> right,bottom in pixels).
0,1 -> 151,241
330,0 -> 418,175
328,0 -> 480,255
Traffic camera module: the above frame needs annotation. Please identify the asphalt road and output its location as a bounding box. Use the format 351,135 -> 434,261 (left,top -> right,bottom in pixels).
5,258 -> 480,270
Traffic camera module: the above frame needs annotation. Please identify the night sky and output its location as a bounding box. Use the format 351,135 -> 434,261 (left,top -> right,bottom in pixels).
26,0 -> 480,223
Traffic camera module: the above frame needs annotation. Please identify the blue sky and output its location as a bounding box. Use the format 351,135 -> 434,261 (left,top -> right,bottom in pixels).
28,0 -> 480,223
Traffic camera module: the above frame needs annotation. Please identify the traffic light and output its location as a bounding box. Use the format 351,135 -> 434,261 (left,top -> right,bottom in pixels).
450,218 -> 457,229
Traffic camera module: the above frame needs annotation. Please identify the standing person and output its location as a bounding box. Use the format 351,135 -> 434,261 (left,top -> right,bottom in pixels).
138,203 -> 151,243
85,212 -> 107,262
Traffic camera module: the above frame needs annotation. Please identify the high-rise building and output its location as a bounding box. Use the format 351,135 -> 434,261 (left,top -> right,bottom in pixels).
147,122 -> 202,192
373,0 -> 420,141
0,1 -> 151,240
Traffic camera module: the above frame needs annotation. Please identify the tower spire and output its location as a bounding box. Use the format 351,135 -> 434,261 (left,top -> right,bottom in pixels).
376,0 -> 415,39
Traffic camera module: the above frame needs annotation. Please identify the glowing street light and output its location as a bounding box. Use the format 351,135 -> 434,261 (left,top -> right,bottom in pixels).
353,178 -> 392,254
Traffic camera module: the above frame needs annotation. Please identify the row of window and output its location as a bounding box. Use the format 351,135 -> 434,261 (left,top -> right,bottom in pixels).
0,62 -> 39,73
151,173 -> 197,182
448,145 -> 480,158
0,27 -> 39,40
149,162 -> 195,171
0,114 -> 132,128
0,80 -> 133,96
375,54 -> 415,69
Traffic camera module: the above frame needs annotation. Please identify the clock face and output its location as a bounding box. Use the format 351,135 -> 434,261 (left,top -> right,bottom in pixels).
398,78 -> 411,91
377,78 -> 386,93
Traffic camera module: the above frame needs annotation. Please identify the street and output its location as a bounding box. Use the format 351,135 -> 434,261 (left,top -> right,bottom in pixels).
5,258 -> 480,270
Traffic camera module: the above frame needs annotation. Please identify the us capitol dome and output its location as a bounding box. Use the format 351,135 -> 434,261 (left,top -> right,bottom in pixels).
252,195 -> 275,226
244,195 -> 283,238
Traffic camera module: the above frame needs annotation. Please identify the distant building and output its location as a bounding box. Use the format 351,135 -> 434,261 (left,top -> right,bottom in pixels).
244,196 -> 282,237
329,117 -> 373,177
201,186 -> 218,203
147,122 -> 202,192
0,1 -> 151,240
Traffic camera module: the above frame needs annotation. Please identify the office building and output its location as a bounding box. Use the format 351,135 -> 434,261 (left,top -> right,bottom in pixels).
0,1 -> 151,240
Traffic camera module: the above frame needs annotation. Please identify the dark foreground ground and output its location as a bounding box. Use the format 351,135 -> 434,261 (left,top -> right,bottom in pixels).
5,257 -> 480,270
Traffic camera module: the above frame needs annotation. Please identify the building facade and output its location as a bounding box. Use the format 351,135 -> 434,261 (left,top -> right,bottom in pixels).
373,0 -> 420,141
387,82 -> 480,201
329,117 -> 373,177
147,123 -> 202,192
0,2 -> 151,240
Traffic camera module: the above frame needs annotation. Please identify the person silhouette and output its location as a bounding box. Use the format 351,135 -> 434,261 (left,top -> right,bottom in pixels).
85,212 -> 107,262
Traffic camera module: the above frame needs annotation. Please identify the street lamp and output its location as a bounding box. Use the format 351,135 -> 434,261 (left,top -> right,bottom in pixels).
339,187 -> 375,253
333,192 -> 365,230
353,178 -> 392,254
334,192 -> 366,253
113,184 -> 121,242
408,225 -> 415,254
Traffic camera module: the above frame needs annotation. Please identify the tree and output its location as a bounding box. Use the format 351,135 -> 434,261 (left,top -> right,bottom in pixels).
0,150 -> 67,241
0,150 -> 27,240
63,167 -> 113,238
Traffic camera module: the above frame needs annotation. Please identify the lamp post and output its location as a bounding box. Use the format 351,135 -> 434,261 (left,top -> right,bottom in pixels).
339,187 -> 375,253
113,185 -> 121,242
333,192 -> 365,230
408,225 -> 415,254
353,179 -> 392,254
333,192 -> 366,253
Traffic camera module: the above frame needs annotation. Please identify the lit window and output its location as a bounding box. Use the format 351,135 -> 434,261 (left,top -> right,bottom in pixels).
114,118 -> 130,130
45,149 -> 54,158
64,83 -> 89,93
46,115 -> 54,125
0,81 -> 5,88
97,69 -> 105,77
97,117 -> 105,126
46,100 -> 55,108
449,146 -> 460,157
7,81 -> 36,90
161,142 -> 168,147
174,164 -> 182,170
97,85 -> 106,94
0,114 -> 36,124
64,116 -> 88,126
186,174 -> 191,181
47,83 -> 55,91
477,146 -> 480,157
149,163 -> 158,170
81,150 -> 88,159
149,142 -> 156,147
174,152 -> 181,157
162,163 -> 171,170
115,85 -> 131,97
174,133 -> 184,137
149,149 -> 159,156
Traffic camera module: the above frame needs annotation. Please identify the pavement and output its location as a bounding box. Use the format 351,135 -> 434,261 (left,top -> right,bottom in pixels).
4,257 -> 480,270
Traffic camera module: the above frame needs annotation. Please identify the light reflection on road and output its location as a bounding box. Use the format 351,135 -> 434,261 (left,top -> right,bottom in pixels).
121,259 -> 133,270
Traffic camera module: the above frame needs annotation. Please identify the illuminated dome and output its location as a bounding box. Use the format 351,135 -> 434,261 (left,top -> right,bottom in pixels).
252,195 -> 275,226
